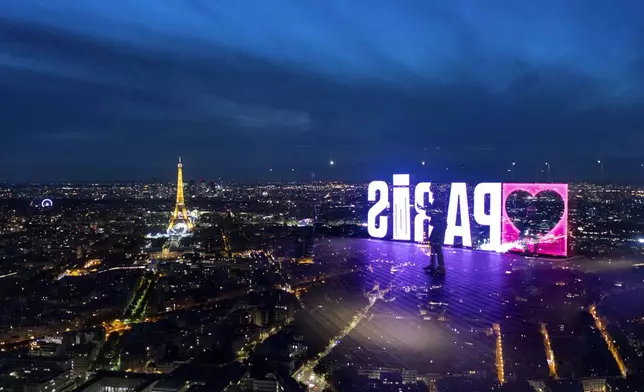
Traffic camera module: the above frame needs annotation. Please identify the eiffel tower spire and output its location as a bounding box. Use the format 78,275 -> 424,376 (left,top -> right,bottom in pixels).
168,157 -> 193,232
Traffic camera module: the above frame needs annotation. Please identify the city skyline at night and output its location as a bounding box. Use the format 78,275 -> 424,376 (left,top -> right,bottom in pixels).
1,159 -> 644,390
2,1 -> 644,391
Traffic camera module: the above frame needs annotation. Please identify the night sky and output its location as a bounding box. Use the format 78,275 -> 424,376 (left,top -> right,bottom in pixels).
1,1 -> 644,182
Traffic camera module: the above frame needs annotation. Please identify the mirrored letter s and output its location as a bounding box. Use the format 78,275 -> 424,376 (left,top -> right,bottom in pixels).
367,181 -> 389,238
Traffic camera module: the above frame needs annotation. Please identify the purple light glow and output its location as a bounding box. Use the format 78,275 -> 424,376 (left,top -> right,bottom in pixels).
501,183 -> 569,257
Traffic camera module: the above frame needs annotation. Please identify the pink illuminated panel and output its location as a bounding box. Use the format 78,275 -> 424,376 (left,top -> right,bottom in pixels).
502,183 -> 568,257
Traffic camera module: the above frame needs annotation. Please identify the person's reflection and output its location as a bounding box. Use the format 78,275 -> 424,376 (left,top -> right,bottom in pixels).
424,198 -> 447,275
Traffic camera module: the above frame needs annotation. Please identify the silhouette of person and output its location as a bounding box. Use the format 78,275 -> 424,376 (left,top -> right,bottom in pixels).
424,198 -> 447,275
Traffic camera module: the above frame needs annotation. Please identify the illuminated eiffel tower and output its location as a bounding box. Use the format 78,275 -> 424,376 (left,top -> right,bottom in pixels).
167,157 -> 193,233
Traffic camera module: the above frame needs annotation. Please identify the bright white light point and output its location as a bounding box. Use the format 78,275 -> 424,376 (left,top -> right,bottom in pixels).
269,168 -> 273,172
421,161 -> 425,166
329,160 -> 334,165
292,169 -> 295,171
512,162 -> 515,166
597,160 -> 601,163
41,199 -> 53,208
638,238 -> 644,244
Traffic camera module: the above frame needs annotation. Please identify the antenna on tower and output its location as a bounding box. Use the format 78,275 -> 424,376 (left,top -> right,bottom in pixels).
178,156 -> 182,164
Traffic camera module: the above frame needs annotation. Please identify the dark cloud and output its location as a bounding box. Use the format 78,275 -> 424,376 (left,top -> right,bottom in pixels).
39,132 -> 100,142
0,0 -> 643,182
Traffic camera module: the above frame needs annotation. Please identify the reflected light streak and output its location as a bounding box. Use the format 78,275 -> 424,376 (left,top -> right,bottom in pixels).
294,282 -> 393,390
493,323 -> 505,384
480,233 -> 567,253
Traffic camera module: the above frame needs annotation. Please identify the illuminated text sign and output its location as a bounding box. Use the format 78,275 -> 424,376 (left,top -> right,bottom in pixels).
367,174 -> 568,257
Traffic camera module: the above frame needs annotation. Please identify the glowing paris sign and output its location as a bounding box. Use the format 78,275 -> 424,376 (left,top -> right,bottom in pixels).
367,174 -> 569,257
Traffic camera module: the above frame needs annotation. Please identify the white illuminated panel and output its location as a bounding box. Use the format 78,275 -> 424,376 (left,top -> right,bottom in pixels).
367,181 -> 389,238
392,174 -> 411,241
414,182 -> 433,242
444,182 -> 472,247
474,182 -> 502,250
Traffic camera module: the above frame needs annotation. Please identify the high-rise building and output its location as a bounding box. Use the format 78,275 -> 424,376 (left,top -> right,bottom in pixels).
252,308 -> 270,327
